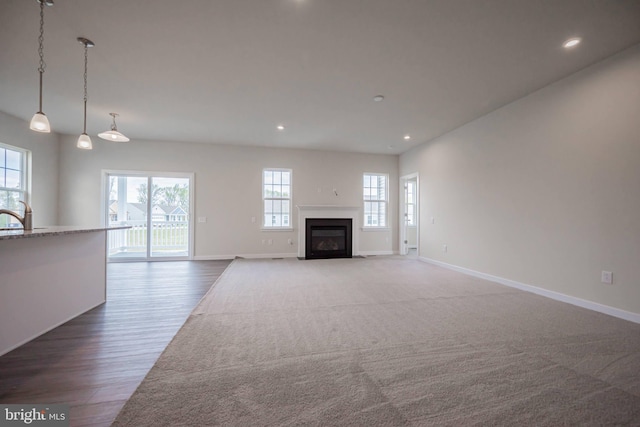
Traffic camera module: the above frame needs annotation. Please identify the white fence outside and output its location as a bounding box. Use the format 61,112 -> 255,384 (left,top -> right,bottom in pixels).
108,220 -> 189,257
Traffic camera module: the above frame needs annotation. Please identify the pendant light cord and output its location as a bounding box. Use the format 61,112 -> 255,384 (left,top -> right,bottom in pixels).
37,0 -> 46,113
83,42 -> 88,134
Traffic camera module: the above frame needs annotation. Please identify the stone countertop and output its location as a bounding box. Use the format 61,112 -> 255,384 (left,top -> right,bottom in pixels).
0,226 -> 131,241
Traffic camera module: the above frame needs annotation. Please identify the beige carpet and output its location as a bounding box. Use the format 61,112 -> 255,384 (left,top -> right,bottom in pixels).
113,257 -> 640,426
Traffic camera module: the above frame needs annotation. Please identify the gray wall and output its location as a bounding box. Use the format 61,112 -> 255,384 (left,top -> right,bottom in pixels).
400,44 -> 640,315
4,42 -> 638,316
0,111 -> 59,226
57,138 -> 399,258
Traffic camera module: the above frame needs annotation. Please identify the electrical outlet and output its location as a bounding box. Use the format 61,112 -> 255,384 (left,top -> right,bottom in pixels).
261,239 -> 266,245
287,238 -> 293,245
198,217 -> 206,223
268,239 -> 273,245
251,216 -> 256,223
442,244 -> 447,253
601,271 -> 613,284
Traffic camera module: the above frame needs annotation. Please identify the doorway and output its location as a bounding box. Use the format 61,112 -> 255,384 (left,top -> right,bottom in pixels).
103,172 -> 194,261
400,173 -> 419,257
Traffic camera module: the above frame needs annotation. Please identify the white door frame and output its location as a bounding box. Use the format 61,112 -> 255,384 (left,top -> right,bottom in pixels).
101,170 -> 195,262
399,173 -> 419,256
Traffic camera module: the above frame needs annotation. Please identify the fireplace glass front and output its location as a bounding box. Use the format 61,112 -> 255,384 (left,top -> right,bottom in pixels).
305,218 -> 352,259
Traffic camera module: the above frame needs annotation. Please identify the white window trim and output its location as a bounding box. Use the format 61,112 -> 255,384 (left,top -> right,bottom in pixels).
262,168 -> 293,231
363,172 -> 389,229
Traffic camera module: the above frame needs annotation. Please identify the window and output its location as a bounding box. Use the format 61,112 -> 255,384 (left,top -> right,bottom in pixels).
263,169 -> 292,228
0,143 -> 29,228
406,180 -> 416,226
363,173 -> 387,227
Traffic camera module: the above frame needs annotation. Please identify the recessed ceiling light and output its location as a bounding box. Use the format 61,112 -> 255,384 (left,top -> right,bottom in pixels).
403,135 -> 411,140
563,37 -> 581,48
277,125 -> 285,131
387,145 -> 394,150
373,95 -> 385,102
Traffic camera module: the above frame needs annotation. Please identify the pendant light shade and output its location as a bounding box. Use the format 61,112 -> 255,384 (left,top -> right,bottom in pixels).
77,133 -> 92,150
98,113 -> 130,142
77,37 -> 94,150
30,112 -> 50,132
30,0 -> 54,133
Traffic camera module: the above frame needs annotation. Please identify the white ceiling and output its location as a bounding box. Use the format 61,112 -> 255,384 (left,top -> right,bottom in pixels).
1,0 -> 640,155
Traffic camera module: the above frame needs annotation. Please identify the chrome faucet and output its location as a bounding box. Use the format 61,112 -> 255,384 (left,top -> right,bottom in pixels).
0,201 -> 33,230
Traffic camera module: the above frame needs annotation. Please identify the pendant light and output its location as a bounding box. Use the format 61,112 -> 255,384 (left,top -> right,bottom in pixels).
98,113 -> 130,142
77,37 -> 95,150
29,0 -> 54,133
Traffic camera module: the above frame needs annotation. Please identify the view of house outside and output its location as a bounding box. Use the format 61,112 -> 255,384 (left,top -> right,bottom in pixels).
108,175 -> 190,258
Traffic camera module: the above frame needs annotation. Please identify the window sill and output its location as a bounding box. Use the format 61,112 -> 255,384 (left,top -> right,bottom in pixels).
261,227 -> 294,232
361,227 -> 390,232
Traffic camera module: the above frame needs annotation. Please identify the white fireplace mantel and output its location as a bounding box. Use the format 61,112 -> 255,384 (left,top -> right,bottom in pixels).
296,205 -> 361,258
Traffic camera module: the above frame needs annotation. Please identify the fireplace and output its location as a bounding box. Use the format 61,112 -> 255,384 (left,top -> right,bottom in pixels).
305,218 -> 352,259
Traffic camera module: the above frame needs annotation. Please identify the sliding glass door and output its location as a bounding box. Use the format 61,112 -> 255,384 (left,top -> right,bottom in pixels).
148,176 -> 190,258
106,172 -> 193,261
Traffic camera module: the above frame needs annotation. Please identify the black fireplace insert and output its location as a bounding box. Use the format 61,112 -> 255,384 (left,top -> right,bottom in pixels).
305,218 -> 352,259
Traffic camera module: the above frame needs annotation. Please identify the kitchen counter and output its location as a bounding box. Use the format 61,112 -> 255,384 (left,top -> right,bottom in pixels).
0,226 -> 129,356
0,225 -> 129,240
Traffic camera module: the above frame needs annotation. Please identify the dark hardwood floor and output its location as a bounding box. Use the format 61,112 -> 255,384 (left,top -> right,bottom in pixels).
0,260 -> 232,427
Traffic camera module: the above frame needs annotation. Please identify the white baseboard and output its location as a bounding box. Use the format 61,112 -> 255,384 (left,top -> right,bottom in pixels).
194,252 -> 396,260
193,253 -> 298,261
360,251 -> 395,256
419,256 -> 640,324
